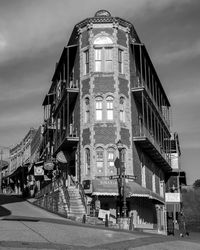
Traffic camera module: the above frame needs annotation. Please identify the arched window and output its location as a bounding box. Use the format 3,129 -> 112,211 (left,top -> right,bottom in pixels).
85,148 -> 90,175
107,147 -> 115,174
96,147 -> 104,173
93,36 -> 114,72
106,96 -> 114,121
120,97 -> 125,123
95,97 -> 103,121
84,97 -> 90,123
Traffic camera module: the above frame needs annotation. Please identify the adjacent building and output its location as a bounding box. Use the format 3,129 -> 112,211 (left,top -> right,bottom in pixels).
7,128 -> 36,195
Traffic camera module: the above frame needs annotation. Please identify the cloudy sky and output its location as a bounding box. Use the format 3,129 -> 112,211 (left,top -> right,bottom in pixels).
0,0 -> 199,185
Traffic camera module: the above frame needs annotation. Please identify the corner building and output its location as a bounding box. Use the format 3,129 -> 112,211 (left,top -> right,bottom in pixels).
41,10 -> 172,230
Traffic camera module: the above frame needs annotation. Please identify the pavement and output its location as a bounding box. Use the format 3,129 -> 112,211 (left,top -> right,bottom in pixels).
0,194 -> 200,249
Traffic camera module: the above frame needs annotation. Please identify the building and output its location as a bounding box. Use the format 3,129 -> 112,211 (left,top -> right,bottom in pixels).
6,128 -> 36,195
165,132 -> 187,234
37,10 -> 180,232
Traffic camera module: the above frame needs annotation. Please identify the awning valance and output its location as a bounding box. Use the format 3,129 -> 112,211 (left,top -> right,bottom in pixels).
91,178 -> 165,203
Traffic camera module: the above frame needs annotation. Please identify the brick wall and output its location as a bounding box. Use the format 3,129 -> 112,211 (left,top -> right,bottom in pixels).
81,30 -> 89,48
94,125 -> 116,145
82,78 -> 90,97
120,128 -> 130,148
93,76 -> 115,94
92,28 -> 113,37
82,128 -> 91,146
117,29 -> 127,47
119,77 -> 129,98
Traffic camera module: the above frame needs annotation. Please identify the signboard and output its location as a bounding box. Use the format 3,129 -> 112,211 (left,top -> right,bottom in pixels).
56,151 -> 67,163
125,175 -> 137,180
44,161 -> 54,170
109,175 -> 120,180
34,166 -> 44,176
98,209 -> 110,221
165,192 -> 181,202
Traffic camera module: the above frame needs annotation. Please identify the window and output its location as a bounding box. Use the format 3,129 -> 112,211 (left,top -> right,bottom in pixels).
85,148 -> 90,175
141,156 -> 146,187
94,36 -> 113,73
152,173 -> 156,192
83,50 -> 89,75
107,148 -> 115,174
105,48 -> 113,72
120,97 -> 125,122
118,49 -> 123,73
94,48 -> 102,72
96,147 -> 104,173
95,97 -> 103,121
84,98 -> 90,123
106,96 -> 114,120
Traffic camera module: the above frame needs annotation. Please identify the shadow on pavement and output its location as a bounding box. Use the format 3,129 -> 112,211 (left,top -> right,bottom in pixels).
0,194 -> 24,205
0,205 -> 11,217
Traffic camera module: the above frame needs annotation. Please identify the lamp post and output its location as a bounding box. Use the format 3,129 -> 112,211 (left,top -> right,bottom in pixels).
116,140 -> 127,218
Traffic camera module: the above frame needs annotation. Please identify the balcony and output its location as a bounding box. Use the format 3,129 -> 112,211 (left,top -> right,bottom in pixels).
131,76 -> 170,130
53,123 -> 79,155
53,80 -> 79,116
133,124 -> 171,172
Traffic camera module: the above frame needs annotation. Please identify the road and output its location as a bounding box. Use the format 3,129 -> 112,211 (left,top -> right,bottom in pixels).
0,194 -> 200,250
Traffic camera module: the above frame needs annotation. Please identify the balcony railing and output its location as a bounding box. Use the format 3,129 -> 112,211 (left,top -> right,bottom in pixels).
133,124 -> 171,170
132,75 -> 170,128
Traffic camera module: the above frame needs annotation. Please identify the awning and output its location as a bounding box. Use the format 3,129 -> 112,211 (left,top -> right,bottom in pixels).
91,178 -> 165,203
92,179 -> 119,196
126,181 -> 150,198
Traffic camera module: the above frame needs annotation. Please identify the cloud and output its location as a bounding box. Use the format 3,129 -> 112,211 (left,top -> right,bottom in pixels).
153,40 -> 200,64
0,34 -> 6,49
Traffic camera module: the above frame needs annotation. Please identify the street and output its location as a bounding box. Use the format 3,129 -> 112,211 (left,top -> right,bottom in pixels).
0,194 -> 200,250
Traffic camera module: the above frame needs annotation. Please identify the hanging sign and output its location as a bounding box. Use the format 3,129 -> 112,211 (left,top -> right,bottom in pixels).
34,166 -> 44,176
56,151 -> 67,163
44,160 -> 54,170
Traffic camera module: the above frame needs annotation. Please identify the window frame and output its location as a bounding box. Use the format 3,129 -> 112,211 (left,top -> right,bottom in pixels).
96,147 -> 104,173
83,49 -> 89,75
106,96 -> 114,121
95,97 -> 103,121
118,48 -> 124,74
85,148 -> 91,175
84,97 -> 90,123
119,97 -> 125,123
93,36 -> 114,73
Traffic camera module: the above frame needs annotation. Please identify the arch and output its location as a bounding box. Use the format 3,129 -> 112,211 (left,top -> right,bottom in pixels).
94,36 -> 113,45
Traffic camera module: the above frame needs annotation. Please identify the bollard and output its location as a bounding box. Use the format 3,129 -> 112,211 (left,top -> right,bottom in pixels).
82,214 -> 86,224
129,213 -> 134,231
105,214 -> 109,227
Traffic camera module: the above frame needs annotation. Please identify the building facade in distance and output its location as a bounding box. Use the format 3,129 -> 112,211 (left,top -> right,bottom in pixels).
40,10 -> 178,231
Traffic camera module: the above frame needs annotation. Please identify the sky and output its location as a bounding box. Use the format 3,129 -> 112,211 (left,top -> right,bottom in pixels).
0,0 -> 199,185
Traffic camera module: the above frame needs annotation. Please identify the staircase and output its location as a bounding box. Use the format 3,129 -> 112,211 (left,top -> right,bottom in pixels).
67,186 -> 86,219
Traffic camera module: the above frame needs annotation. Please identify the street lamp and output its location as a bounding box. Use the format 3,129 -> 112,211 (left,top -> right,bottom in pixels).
116,140 -> 127,218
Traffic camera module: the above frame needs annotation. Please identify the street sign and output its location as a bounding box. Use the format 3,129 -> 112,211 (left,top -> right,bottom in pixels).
125,175 -> 137,180
109,175 -> 120,180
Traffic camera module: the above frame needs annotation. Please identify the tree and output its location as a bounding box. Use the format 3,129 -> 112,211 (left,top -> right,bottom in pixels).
193,179 -> 200,189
